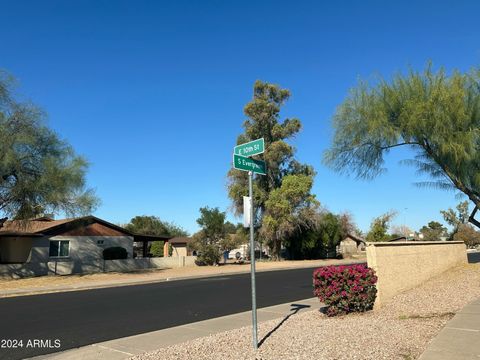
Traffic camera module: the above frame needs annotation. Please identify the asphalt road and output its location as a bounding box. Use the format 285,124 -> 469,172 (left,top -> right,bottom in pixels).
0,266 -> 323,359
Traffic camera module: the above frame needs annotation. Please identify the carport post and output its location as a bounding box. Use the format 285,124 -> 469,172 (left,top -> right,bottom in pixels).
249,171 -> 258,350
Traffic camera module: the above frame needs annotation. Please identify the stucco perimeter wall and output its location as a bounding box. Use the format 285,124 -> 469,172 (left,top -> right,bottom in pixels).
367,241 -> 467,307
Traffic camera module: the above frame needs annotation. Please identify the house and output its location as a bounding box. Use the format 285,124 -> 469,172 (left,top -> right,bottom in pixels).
338,234 -> 366,257
0,215 -> 197,278
0,216 -> 136,266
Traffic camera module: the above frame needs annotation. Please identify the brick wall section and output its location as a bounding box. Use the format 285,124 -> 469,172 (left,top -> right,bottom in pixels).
367,241 -> 467,307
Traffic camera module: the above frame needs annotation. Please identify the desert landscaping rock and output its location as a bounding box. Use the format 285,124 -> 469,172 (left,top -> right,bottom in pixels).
131,263 -> 480,360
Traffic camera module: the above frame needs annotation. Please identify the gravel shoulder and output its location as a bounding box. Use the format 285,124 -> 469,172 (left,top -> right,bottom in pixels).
131,263 -> 480,360
0,257 -> 365,296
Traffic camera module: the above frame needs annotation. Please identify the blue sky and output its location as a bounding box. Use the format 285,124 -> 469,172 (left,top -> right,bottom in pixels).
1,1 -> 479,234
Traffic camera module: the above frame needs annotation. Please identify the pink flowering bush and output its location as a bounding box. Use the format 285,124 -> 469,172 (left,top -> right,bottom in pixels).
313,264 -> 377,316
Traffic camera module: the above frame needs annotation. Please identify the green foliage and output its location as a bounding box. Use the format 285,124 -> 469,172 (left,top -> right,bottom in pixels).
323,64 -> 480,229
261,174 -> 319,259
125,215 -> 188,257
317,212 -> 344,256
285,211 -> 345,260
103,247 -> 128,260
441,201 -> 470,237
190,207 -> 239,265
195,244 -> 220,266
227,81 -> 316,259
366,212 -> 396,242
0,71 -> 99,219
419,221 -> 447,241
125,215 -> 189,237
453,224 -> 480,248
218,229 -> 247,252
196,207 -> 227,244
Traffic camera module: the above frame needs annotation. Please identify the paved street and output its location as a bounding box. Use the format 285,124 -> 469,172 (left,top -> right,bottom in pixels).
0,266 -> 324,359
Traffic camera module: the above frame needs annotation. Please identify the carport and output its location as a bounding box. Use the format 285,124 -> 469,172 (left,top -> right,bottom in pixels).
133,234 -> 172,258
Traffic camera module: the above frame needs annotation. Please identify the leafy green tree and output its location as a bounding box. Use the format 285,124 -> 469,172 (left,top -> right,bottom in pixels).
227,80 -> 315,258
323,64 -> 480,229
317,212 -> 343,257
366,212 -> 396,242
189,207 -> 232,265
195,207 -> 226,244
419,221 -> 447,241
285,211 -> 346,260
261,174 -> 319,259
0,72 -> 98,219
125,215 -> 189,237
441,201 -> 470,237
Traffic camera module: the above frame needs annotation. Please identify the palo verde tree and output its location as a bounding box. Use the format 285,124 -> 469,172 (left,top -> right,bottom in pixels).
0,71 -> 98,219
323,64 -> 480,230
227,80 -> 315,259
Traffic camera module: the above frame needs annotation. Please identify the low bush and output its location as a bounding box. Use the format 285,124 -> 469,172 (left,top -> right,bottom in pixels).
313,264 -> 377,316
196,244 -> 220,266
103,246 -> 128,260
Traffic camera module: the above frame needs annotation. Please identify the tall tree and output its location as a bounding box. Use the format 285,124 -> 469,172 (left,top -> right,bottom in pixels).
0,72 -> 98,219
227,80 -> 315,258
323,65 -> 480,229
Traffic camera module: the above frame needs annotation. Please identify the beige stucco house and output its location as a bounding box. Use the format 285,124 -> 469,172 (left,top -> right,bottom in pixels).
0,216 -> 137,276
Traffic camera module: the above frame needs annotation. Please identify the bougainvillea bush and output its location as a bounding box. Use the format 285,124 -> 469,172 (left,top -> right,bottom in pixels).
313,264 -> 377,316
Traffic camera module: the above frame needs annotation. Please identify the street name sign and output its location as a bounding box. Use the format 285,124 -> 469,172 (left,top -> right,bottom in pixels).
233,154 -> 266,175
234,138 -> 264,157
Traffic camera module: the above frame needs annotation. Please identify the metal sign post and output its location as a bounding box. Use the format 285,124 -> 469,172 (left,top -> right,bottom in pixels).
232,138 -> 266,350
248,170 -> 258,350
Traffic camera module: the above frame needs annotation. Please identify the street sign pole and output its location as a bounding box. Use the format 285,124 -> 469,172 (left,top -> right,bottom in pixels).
248,170 -> 258,350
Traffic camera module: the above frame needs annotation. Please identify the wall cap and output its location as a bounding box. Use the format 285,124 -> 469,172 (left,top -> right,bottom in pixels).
366,241 -> 464,247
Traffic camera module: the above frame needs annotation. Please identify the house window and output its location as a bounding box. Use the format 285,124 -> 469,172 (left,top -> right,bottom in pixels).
49,240 -> 70,257
97,240 -> 104,245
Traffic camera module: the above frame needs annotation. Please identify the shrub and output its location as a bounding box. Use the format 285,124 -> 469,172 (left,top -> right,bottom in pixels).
103,246 -> 128,260
196,244 -> 220,266
313,264 -> 377,316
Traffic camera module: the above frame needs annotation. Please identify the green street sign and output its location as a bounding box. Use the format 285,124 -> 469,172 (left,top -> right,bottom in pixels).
233,154 -> 266,175
234,138 -> 264,157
